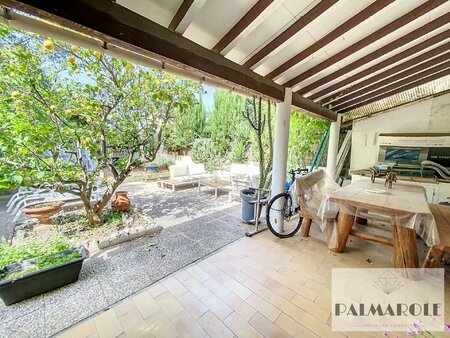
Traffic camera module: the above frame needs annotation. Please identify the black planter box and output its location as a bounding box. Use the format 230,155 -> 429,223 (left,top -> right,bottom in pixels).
0,246 -> 87,305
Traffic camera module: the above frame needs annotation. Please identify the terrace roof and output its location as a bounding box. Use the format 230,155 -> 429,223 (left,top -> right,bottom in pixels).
1,0 -> 449,121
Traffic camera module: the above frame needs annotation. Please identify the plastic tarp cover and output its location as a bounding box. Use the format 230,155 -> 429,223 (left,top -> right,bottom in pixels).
295,170 -> 438,248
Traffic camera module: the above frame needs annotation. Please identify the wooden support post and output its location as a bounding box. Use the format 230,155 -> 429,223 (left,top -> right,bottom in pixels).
300,218 -> 312,237
392,215 -> 419,268
328,206 -> 355,253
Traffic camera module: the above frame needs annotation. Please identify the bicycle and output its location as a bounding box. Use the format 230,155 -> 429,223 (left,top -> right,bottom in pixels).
265,168 -> 308,238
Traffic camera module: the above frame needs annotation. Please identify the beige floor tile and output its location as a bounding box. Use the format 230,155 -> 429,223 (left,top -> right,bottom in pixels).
154,290 -> 184,319
199,290 -> 233,320
214,261 -> 249,284
224,312 -> 263,338
249,312 -> 290,338
132,290 -> 160,319
292,294 -> 330,323
223,293 -> 257,322
174,269 -> 192,283
163,276 -> 189,297
197,261 -> 231,283
246,293 -> 281,322
114,299 -> 137,318
187,264 -> 211,283
223,277 -> 253,300
275,313 -> 318,338
145,311 -> 180,337
268,293 -> 305,322
197,311 -> 234,338
118,307 -> 154,338
182,277 -> 212,299
93,309 -> 124,338
297,312 -> 345,338
244,279 -> 274,300
179,292 -> 208,320
67,319 -> 97,338
203,276 -> 232,299
171,310 -> 208,337
148,282 -> 168,298
262,277 -> 296,301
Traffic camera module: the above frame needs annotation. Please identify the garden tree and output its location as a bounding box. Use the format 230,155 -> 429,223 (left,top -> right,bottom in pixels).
163,95 -> 207,153
242,97 -> 274,188
207,90 -> 246,156
288,112 -> 330,169
0,25 -> 200,225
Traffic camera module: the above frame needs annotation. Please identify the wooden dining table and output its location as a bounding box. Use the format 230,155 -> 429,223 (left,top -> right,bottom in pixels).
323,180 -> 436,268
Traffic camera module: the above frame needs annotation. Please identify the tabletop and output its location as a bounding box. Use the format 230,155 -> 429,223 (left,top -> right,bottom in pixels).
323,180 -> 438,246
327,180 -> 431,215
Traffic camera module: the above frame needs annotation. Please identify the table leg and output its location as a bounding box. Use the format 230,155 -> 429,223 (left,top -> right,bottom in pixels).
300,218 -> 312,237
391,216 -> 419,268
328,206 -> 356,253
422,246 -> 444,268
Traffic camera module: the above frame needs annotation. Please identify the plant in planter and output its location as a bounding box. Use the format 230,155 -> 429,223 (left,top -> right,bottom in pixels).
22,200 -> 65,230
0,234 -> 87,305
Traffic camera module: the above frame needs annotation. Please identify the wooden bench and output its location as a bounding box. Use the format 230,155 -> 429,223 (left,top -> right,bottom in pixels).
422,204 -> 450,268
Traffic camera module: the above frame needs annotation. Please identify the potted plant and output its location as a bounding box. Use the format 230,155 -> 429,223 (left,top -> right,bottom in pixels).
0,236 -> 87,305
22,200 -> 65,226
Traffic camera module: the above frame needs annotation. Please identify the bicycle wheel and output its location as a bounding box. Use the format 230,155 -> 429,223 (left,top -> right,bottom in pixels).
266,192 -> 302,238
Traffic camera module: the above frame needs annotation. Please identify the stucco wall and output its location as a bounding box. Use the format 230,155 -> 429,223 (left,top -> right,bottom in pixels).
350,92 -> 450,171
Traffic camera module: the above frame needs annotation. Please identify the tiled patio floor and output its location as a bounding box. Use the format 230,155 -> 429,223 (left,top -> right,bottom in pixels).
57,225 -> 450,338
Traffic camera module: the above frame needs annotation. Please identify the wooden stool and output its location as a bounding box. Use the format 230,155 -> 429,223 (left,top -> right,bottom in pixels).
423,204 -> 450,268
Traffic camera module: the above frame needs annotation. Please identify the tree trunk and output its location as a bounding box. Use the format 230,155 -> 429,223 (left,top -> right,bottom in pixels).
79,185 -> 102,225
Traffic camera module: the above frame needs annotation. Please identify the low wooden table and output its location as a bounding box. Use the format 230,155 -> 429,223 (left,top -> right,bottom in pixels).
198,178 -> 231,198
324,180 -> 435,268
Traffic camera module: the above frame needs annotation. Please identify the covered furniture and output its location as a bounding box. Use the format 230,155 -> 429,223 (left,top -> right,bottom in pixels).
321,180 -> 438,268
295,169 -> 341,237
423,204 -> 450,268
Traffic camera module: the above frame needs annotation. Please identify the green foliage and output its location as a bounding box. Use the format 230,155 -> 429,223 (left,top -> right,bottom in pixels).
228,141 -> 248,163
207,90 -> 246,157
148,155 -> 173,167
101,210 -> 123,226
242,98 -> 274,188
0,233 -> 73,270
163,95 -> 207,153
288,112 -> 330,169
0,24 -> 200,223
191,138 -> 219,172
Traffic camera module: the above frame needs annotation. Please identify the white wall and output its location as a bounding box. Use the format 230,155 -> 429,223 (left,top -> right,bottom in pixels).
350,92 -> 450,171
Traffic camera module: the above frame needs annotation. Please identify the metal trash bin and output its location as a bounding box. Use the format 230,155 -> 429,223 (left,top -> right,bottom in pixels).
240,188 -> 269,224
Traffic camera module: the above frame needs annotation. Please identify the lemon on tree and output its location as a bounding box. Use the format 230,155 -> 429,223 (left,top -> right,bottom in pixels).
43,39 -> 54,51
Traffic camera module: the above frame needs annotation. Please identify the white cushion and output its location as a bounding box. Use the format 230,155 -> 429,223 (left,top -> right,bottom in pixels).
169,165 -> 189,178
188,163 -> 205,175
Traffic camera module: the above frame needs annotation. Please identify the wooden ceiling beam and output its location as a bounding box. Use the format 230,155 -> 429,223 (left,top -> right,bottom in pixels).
213,0 -> 274,54
168,0 -> 194,31
243,0 -> 337,68
331,48 -> 450,108
285,0 -> 447,89
266,0 -> 394,80
312,29 -> 450,102
333,53 -> 450,110
337,63 -> 450,113
0,0 -> 337,120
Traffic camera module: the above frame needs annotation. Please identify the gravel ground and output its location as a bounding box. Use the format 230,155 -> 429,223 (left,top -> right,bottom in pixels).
0,184 -> 252,337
